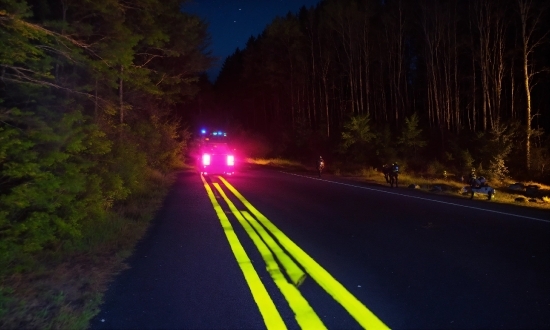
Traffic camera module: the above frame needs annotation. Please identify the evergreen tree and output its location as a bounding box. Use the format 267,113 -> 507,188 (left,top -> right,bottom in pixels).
398,113 -> 426,158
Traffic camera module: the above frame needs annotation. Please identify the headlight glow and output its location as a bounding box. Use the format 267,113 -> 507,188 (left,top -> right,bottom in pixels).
202,153 -> 211,166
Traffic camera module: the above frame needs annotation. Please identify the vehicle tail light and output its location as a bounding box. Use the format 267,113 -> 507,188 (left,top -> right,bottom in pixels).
227,155 -> 235,166
202,154 -> 211,166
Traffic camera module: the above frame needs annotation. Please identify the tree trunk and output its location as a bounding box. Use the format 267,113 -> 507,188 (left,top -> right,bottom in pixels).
516,0 -> 544,172
522,49 -> 531,171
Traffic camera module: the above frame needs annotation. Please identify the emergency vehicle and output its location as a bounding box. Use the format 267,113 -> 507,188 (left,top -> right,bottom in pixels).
198,130 -> 235,175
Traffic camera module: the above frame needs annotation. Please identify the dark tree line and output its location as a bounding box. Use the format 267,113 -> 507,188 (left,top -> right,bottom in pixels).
0,0 -> 210,272
209,0 -> 550,180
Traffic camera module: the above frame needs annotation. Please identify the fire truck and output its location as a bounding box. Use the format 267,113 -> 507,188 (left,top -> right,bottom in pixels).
197,130 -> 235,175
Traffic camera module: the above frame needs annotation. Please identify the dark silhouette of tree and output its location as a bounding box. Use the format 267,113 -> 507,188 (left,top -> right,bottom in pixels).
208,0 -> 549,176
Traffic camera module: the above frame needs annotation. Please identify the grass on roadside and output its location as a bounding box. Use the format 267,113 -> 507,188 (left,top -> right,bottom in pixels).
248,158 -> 550,210
246,157 -> 307,169
356,169 -> 550,209
362,170 -> 550,209
0,170 -> 176,330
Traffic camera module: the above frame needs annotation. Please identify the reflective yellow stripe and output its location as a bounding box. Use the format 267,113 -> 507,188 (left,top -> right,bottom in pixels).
213,183 -> 326,329
214,180 -> 305,286
241,211 -> 327,330
201,175 -> 286,330
241,210 -> 306,286
219,176 -> 390,330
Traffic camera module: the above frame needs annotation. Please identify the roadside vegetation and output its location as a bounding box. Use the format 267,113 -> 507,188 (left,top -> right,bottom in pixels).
1,0 -> 208,328
247,158 -> 550,210
241,106 -> 550,210
0,170 -> 176,329
247,157 -> 306,169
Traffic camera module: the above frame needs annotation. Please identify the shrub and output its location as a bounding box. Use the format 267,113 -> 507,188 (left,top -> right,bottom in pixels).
458,149 -> 475,174
340,114 -> 376,163
0,109 -> 110,273
531,143 -> 550,180
426,159 -> 446,177
489,156 -> 509,182
360,167 -> 379,179
373,124 -> 398,167
398,113 -> 427,159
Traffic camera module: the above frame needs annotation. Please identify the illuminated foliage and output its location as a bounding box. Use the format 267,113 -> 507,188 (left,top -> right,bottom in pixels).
0,0 -> 209,273
398,113 -> 426,158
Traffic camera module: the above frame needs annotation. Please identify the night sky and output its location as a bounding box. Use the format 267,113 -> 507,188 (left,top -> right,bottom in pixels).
184,0 -> 321,81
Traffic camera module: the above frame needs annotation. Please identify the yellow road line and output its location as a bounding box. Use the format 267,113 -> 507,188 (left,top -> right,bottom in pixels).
241,210 -> 306,286
213,180 -> 306,286
240,211 -> 327,330
200,175 -> 286,330
213,183 -> 326,329
219,176 -> 390,330
214,183 -> 306,286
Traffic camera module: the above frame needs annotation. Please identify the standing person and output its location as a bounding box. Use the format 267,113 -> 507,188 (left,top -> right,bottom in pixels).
468,169 -> 477,186
317,156 -> 325,178
387,162 -> 399,187
382,164 -> 391,183
391,162 -> 399,174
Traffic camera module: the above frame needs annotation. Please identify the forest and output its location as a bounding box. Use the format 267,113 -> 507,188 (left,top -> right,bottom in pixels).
1,0 -> 209,325
199,0 -> 550,183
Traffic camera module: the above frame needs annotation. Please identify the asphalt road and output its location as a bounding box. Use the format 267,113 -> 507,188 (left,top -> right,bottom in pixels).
90,166 -> 550,329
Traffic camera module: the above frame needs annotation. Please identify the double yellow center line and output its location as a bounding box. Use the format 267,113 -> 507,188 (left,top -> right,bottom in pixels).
201,174 -> 389,330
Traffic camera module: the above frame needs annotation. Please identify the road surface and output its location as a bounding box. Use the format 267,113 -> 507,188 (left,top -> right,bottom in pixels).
90,167 -> 550,329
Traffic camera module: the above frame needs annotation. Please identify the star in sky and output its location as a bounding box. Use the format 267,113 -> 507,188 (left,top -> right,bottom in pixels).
184,0 -> 321,81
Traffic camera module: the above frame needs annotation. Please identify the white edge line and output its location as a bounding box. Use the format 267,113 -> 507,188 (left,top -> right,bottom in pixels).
282,171 -> 550,224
